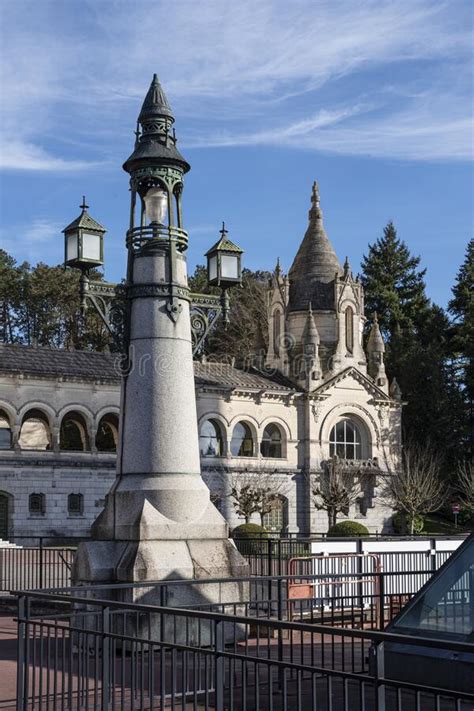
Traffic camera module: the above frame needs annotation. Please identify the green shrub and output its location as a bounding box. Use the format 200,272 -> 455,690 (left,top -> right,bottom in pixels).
327,521 -> 369,537
231,523 -> 268,554
392,512 -> 424,534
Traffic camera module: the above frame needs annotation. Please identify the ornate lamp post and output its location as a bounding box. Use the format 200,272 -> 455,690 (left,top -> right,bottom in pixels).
73,74 -> 248,606
64,213 -> 242,353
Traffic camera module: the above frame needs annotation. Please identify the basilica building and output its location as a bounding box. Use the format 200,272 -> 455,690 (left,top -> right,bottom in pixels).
0,184 -> 402,540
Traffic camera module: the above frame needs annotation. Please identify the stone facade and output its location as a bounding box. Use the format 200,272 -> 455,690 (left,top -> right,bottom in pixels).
0,184 -> 402,539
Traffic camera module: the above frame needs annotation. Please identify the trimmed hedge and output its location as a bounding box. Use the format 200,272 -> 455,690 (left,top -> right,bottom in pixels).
392,512 -> 424,534
327,521 -> 369,537
231,523 -> 268,554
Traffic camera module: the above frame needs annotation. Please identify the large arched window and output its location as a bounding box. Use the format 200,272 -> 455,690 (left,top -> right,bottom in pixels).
329,419 -> 362,460
60,412 -> 89,452
260,424 -> 283,458
263,496 -> 288,532
199,419 -> 224,457
19,410 -> 51,450
96,414 -> 119,452
0,410 -> 12,450
273,309 -> 281,356
230,422 -> 254,457
345,306 -> 354,354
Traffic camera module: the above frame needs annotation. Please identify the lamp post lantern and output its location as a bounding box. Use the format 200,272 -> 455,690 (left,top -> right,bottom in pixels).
206,222 -> 243,288
63,197 -> 105,270
73,74 -> 248,613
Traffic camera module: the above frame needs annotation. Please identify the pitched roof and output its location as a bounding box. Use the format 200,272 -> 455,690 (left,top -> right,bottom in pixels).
205,224 -> 243,255
62,208 -> 106,234
312,365 -> 392,401
288,181 -> 342,311
0,344 -> 119,381
0,344 -> 295,392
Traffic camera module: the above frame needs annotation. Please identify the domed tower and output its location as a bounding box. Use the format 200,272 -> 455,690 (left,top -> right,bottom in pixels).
272,181 -> 367,385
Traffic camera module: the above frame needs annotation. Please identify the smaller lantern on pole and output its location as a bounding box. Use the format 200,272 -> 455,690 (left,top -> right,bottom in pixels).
63,197 -> 106,270
205,222 -> 243,289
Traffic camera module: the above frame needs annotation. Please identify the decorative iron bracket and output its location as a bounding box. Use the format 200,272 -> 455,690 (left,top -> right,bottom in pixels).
189,292 -> 229,355
80,274 -> 230,356
79,273 -> 126,351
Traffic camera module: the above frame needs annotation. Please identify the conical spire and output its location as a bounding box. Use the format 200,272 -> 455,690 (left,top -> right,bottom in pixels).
302,304 -> 320,345
367,312 -> 385,352
288,181 -> 342,311
139,74 -> 173,121
123,74 -> 190,175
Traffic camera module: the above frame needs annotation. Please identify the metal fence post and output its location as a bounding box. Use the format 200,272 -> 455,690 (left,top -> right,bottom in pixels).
374,641 -> 386,711
377,573 -> 385,630
101,607 -> 110,711
39,537 -> 44,589
267,538 -> 274,601
214,619 -> 225,711
16,595 -> 28,711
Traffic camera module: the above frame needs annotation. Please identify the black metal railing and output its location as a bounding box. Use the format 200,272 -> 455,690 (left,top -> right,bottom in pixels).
15,588 -> 474,711
24,569 -> 465,632
233,535 -> 467,577
0,533 -> 466,595
0,536 -> 88,594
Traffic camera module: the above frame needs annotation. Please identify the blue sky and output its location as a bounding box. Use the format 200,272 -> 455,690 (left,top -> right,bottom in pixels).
0,0 -> 472,307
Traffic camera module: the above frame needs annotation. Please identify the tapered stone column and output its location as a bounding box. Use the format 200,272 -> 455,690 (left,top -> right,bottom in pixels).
73,75 -> 248,610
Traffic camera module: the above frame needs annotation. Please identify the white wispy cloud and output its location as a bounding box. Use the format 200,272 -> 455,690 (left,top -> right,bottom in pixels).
1,219 -> 63,263
0,0 -> 471,169
0,141 -> 101,172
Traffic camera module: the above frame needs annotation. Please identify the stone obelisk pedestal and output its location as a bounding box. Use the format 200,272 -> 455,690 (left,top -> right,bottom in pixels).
73,245 -> 248,616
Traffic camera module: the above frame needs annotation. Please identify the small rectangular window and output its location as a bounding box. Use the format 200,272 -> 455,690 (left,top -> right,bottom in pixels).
29,493 -> 45,515
68,493 -> 84,516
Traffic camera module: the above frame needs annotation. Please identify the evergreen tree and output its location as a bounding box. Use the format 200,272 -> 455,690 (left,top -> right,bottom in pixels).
448,239 -> 474,458
361,222 -> 462,467
361,221 -> 429,336
0,250 -> 110,351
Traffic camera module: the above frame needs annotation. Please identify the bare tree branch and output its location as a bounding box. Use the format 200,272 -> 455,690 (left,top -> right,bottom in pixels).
308,458 -> 362,530
380,442 -> 445,534
456,460 -> 474,512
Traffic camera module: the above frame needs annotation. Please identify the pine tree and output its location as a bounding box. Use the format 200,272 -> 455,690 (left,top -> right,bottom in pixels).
448,239 -> 474,459
361,221 -> 429,337
361,222 -> 461,466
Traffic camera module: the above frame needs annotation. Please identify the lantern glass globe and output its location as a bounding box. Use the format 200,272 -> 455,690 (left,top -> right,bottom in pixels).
144,187 -> 168,224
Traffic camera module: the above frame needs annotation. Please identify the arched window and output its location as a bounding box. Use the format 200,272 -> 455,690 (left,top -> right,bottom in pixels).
273,309 -> 281,356
60,412 -> 89,452
199,419 -> 224,457
96,414 -> 119,452
260,424 -> 283,458
230,422 -> 254,457
68,493 -> 84,516
29,493 -> 45,515
329,419 -> 362,460
0,410 -> 12,450
263,496 -> 288,532
19,410 -> 51,450
345,306 -> 354,354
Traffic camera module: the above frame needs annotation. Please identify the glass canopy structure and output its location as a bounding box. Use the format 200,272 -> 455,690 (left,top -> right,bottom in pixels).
384,534 -> 474,693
